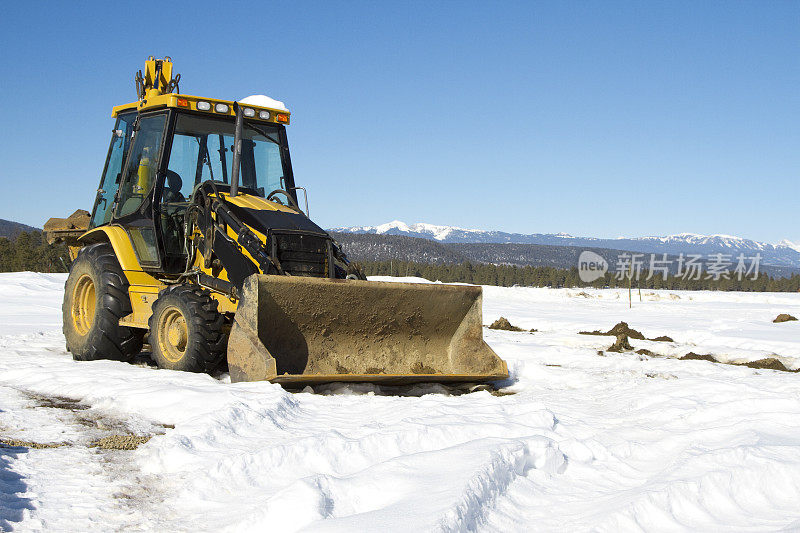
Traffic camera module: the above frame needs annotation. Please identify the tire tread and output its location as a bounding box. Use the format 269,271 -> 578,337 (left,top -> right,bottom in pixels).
148,285 -> 227,373
64,243 -> 144,362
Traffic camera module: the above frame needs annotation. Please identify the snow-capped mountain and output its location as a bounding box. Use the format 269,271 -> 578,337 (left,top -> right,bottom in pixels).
779,239 -> 800,253
338,221 -> 487,241
330,221 -> 800,268
635,232 -> 784,251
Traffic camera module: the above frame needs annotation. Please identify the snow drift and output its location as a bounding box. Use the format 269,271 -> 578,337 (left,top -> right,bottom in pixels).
0,272 -> 799,531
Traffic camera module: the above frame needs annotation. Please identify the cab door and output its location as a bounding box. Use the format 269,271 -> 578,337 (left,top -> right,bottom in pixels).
89,112 -> 136,228
112,112 -> 168,269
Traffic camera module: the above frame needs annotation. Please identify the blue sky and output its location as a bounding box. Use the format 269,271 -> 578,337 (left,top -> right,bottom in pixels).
0,1 -> 797,243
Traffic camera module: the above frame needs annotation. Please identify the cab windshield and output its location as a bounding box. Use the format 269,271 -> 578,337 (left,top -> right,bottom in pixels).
165,114 -> 290,200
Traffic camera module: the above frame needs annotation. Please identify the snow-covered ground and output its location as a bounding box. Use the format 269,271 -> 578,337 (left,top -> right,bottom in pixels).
1,272 -> 799,532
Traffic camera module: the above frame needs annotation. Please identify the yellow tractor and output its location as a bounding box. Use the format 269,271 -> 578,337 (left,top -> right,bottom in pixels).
45,57 -> 507,385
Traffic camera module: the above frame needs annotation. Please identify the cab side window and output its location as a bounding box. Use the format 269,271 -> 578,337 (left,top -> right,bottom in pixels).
116,115 -> 167,218
163,132 -> 201,202
90,113 -> 135,228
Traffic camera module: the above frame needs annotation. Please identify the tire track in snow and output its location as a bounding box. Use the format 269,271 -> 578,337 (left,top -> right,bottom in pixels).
480,356 -> 800,531
283,436 -> 567,532
0,385 -> 168,532
137,389 -> 562,531
436,437 -> 567,533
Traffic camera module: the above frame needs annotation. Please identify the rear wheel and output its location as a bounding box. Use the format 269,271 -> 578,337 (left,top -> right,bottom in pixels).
63,243 -> 144,361
148,285 -> 227,373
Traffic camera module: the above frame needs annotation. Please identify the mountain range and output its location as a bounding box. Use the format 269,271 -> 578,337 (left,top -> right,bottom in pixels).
331,221 -> 800,269
3,215 -> 798,275
0,219 -> 40,239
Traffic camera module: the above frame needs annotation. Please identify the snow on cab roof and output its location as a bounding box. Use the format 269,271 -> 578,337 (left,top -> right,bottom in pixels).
240,94 -> 288,112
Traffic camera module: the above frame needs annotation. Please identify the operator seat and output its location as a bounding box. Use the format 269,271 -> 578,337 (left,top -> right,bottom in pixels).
160,170 -> 188,260
163,170 -> 186,203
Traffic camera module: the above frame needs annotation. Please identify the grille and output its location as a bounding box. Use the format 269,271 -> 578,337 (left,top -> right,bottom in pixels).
272,232 -> 329,277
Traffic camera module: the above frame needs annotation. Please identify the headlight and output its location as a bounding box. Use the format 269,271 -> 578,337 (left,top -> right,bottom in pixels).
258,110 -> 270,120
215,103 -> 229,113
196,101 -> 211,111
243,108 -> 256,117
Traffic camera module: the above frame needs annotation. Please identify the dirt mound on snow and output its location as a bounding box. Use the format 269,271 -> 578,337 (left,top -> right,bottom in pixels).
774,314 -> 798,323
488,317 -> 523,331
599,339 -> 795,373
607,334 -> 633,353
581,322 -> 674,343
743,358 -> 794,372
581,322 -> 644,340
680,353 -> 796,372
680,352 -> 717,362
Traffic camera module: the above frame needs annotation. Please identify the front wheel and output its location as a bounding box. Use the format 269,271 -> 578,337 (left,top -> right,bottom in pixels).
148,285 -> 227,373
63,243 -> 144,361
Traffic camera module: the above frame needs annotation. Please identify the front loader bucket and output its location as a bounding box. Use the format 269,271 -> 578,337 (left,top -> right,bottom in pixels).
226,275 -> 508,384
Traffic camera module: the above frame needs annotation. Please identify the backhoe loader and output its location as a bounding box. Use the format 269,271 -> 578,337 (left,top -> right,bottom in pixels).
45,57 -> 508,384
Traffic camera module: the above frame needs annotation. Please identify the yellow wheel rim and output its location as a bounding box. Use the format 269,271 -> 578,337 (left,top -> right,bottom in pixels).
158,306 -> 188,363
71,274 -> 96,336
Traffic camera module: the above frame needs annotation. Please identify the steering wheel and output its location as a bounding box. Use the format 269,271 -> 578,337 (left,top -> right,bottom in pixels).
266,189 -> 300,211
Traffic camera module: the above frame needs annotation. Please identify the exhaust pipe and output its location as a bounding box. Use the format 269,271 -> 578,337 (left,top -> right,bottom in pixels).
230,102 -> 244,197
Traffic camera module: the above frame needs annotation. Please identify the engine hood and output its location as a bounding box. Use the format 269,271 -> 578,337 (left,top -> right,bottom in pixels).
224,194 -> 329,238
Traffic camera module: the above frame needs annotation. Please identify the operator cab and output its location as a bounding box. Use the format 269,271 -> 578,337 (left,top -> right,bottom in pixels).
88,59 -> 298,274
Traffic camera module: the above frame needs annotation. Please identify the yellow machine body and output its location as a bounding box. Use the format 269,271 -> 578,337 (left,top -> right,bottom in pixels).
47,57 -> 508,386
77,226 -> 236,329
111,93 -> 290,125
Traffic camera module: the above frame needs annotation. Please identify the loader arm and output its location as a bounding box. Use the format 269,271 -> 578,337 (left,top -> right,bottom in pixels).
178,183 -> 507,384
183,181 -> 353,294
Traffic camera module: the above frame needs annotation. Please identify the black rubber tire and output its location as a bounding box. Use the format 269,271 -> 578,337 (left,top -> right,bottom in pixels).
63,243 -> 145,361
148,285 -> 227,373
